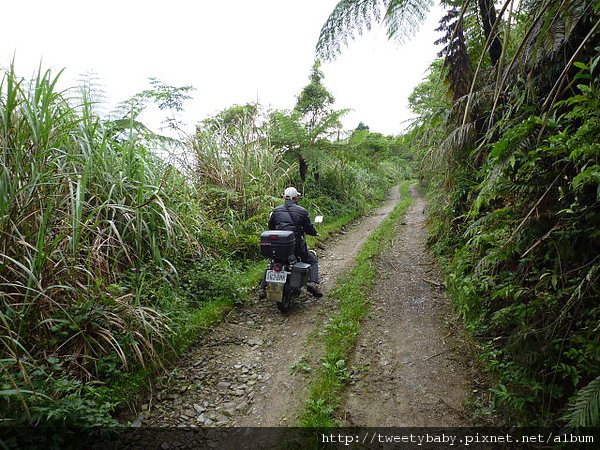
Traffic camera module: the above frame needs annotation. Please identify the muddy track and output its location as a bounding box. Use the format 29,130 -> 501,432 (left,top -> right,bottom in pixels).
134,185 -> 475,429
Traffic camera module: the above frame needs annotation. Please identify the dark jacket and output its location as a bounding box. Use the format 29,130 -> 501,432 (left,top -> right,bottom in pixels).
268,200 -> 318,237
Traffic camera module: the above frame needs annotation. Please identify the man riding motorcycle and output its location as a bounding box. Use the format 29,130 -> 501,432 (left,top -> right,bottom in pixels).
259,187 -> 323,298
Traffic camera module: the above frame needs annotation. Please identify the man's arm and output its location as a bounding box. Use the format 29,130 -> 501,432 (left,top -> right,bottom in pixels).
267,210 -> 276,230
302,212 -> 318,236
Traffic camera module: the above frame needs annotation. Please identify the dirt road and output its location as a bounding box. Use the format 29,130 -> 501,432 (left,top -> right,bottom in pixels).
342,184 -> 472,426
136,185 -> 474,429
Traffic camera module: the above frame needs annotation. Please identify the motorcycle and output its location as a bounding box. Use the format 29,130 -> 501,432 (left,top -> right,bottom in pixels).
259,216 -> 323,312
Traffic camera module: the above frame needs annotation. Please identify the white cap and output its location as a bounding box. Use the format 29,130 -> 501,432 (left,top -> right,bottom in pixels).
283,187 -> 301,199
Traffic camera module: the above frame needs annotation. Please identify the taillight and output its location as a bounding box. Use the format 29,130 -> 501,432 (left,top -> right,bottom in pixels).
273,263 -> 283,273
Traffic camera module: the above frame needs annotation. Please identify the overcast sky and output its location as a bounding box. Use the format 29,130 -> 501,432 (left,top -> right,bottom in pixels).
1,0 -> 443,136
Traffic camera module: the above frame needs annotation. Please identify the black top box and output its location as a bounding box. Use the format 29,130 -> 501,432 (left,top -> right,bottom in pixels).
260,230 -> 295,259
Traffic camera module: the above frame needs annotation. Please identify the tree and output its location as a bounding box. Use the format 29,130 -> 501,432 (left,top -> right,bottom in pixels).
315,0 -> 503,135
426,0 -> 600,426
107,78 -> 195,151
294,61 -> 336,131
316,0 -> 476,154
270,62 -> 347,182
269,108 -> 347,182
476,0 -> 502,66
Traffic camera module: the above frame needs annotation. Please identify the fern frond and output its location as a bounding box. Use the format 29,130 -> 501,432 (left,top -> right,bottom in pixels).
384,0 -> 434,42
316,0 -> 433,60
553,262 -> 600,337
521,0 -> 590,70
316,0 -> 381,60
469,159 -> 512,216
439,121 -> 476,158
564,375 -> 600,427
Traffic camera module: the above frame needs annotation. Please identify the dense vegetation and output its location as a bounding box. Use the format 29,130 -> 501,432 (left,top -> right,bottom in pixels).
418,0 -> 600,427
318,0 -> 599,426
0,60 -> 412,426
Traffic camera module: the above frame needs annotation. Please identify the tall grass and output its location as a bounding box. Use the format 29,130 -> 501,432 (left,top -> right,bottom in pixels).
0,64 -> 195,424
190,104 -> 293,219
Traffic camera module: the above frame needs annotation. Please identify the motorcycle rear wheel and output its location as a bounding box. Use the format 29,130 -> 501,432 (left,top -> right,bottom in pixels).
277,284 -> 294,312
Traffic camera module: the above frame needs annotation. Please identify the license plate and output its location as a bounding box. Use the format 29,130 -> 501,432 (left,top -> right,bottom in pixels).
265,270 -> 289,283
266,282 -> 284,302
